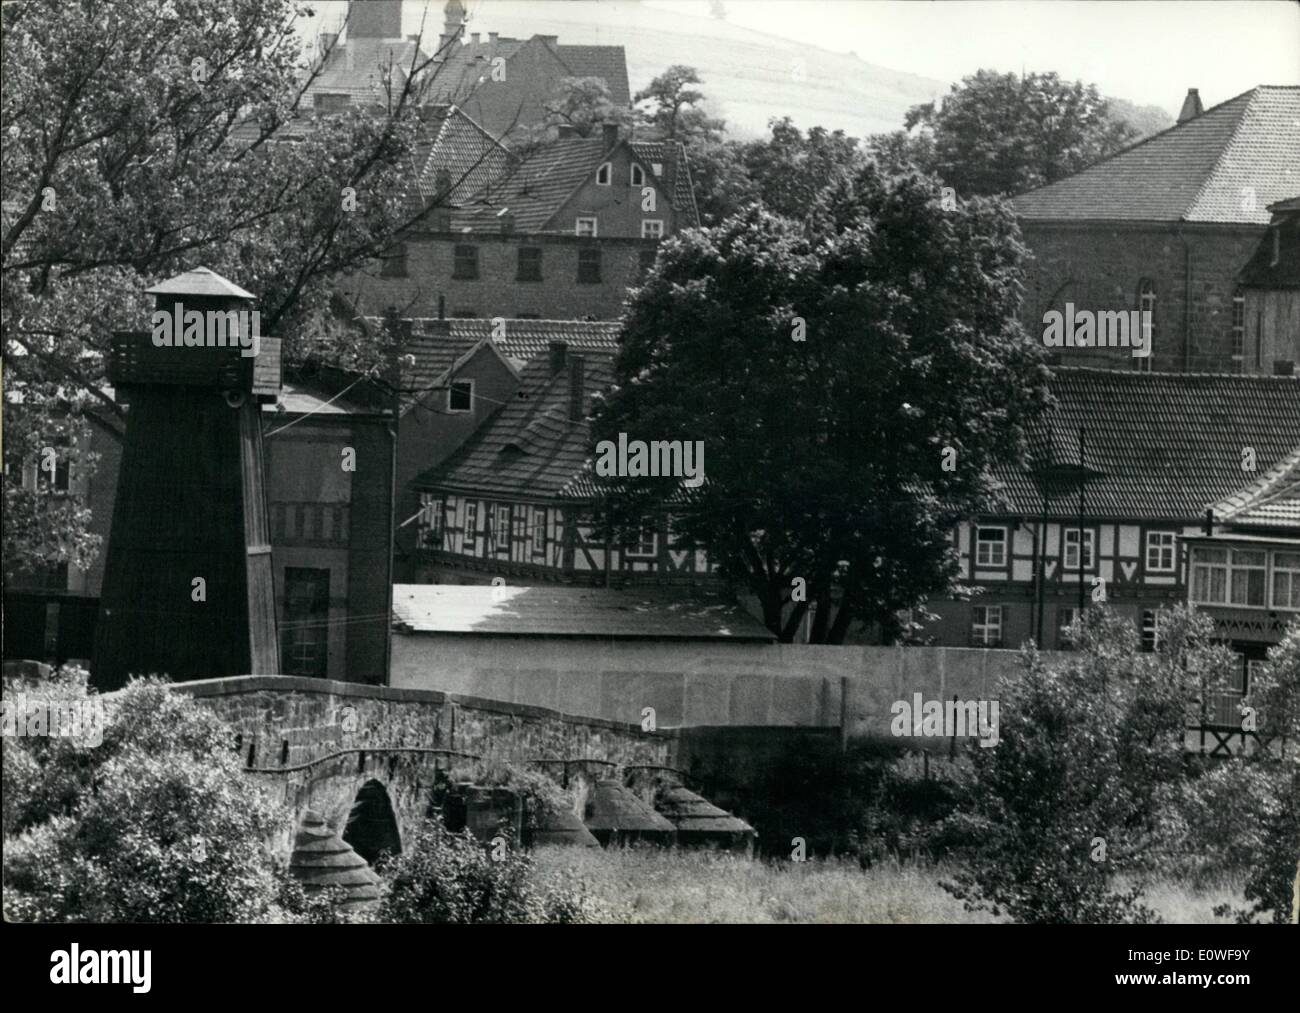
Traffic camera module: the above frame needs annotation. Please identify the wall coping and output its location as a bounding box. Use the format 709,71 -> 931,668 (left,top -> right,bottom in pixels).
173,674 -> 674,739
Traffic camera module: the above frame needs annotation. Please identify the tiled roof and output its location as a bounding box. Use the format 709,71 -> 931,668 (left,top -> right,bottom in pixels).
991,368 -> 1300,520
452,136 -> 609,232
554,44 -> 631,104
424,36 -> 530,105
1238,201 -> 1300,288
1013,86 -> 1300,224
392,584 -> 773,640
632,141 -> 701,228
409,106 -> 514,210
412,350 -> 615,499
145,267 -> 254,299
302,37 -> 429,106
1212,446 -> 1300,530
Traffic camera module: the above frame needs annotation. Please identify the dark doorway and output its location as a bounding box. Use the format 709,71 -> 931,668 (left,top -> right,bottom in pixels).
342,780 -> 402,866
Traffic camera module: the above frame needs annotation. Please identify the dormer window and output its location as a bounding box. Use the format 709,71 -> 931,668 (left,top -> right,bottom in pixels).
596,163 -> 611,186
630,163 -> 645,187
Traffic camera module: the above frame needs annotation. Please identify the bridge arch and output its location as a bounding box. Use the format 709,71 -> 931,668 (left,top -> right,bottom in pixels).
342,779 -> 403,866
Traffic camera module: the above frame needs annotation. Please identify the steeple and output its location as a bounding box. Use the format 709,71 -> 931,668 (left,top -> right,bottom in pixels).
443,0 -> 467,45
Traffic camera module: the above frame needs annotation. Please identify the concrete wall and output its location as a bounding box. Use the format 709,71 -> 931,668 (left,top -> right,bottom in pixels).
390,633 -> 1054,738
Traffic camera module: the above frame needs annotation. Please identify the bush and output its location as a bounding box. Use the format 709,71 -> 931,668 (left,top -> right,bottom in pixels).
473,761 -> 576,837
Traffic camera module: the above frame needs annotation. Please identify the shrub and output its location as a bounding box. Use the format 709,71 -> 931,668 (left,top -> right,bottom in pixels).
473,761 -> 576,836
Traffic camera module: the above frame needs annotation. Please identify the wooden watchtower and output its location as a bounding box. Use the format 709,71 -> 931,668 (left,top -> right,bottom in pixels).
92,268 -> 282,689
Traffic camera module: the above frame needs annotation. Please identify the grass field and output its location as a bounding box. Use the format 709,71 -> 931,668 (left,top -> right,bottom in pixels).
532,848 -> 1248,924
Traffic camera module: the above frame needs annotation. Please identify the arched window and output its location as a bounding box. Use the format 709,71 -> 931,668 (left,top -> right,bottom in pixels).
1231,286 -> 1245,372
1137,279 -> 1156,371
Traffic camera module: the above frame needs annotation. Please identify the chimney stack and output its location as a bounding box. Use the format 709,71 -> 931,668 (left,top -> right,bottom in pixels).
568,354 -> 586,423
1177,88 -> 1204,123
602,122 -> 620,150
549,340 -> 567,373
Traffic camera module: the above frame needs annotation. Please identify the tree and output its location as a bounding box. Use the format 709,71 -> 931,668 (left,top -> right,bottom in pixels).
510,75 -> 632,153
1,0 -> 478,581
739,117 -> 865,221
634,65 -> 724,145
591,165 -> 1050,643
872,70 -> 1138,198
942,606 -> 1237,924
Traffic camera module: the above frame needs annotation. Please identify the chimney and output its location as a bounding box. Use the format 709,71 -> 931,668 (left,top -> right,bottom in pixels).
1177,88 -> 1204,123
549,340 -> 567,373
471,32 -> 481,44
602,122 -> 619,150
489,32 -> 499,42
498,209 -> 515,235
568,354 -> 586,423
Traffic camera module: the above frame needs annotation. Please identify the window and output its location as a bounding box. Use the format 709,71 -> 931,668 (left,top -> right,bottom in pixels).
638,248 -> 657,279
1137,279 -> 1156,372
1145,531 -> 1176,572
575,217 -> 598,237
651,162 -> 663,176
628,517 -> 657,557
463,502 -> 477,552
596,163 -> 611,186
641,219 -> 664,239
452,244 -> 479,280
630,163 -> 645,186
1058,606 -> 1079,648
1230,288 -> 1245,371
971,605 -> 1003,647
1063,528 -> 1094,569
531,507 -> 546,555
577,246 -> 602,283
418,493 -> 445,550
380,242 -> 408,278
1191,546 -> 1266,606
282,568 -> 329,677
493,504 -> 511,554
1140,609 -> 1160,652
513,509 -> 526,552
517,246 -> 542,282
1273,551 -> 1300,610
975,526 -> 1007,567
448,380 -> 473,413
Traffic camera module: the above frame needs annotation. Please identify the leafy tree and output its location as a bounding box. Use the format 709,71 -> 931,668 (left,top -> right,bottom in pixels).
739,117 -> 865,221
634,65 -> 724,145
508,75 -> 632,157
592,165 -> 1050,643
871,70 -> 1138,198
1,0 -> 473,580
942,606 -> 1237,924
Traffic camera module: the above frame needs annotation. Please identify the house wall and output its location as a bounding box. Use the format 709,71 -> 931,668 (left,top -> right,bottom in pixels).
1020,221 -> 1265,373
548,144 -> 680,238
341,232 -> 657,320
1242,288 -> 1300,374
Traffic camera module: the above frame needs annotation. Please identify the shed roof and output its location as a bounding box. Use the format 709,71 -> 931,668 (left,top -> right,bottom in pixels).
144,267 -> 254,300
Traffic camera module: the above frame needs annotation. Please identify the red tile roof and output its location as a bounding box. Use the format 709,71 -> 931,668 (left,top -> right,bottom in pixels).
993,368 -> 1300,520
1013,86 -> 1300,224
392,584 -> 773,640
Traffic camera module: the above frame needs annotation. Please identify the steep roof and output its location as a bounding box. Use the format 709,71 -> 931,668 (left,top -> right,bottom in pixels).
553,44 -> 631,104
452,136 -> 609,232
1211,446 -> 1300,530
632,140 -> 700,228
424,35 -> 530,105
413,350 -> 615,499
991,368 -> 1300,520
302,36 -> 431,107
409,105 -> 514,210
392,584 -> 774,640
1013,86 -> 1300,225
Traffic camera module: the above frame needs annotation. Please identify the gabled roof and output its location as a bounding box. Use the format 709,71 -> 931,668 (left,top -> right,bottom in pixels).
302,37 -> 431,107
393,584 -> 773,640
553,44 -> 631,104
408,105 -> 514,211
412,350 -> 615,499
991,368 -> 1300,520
424,35 -> 531,105
1013,86 -> 1300,225
1237,197 -> 1300,288
631,140 -> 700,228
1211,446 -> 1300,530
452,136 -> 609,232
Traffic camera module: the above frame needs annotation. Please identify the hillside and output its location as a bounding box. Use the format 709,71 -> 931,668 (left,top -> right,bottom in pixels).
438,0 -> 945,139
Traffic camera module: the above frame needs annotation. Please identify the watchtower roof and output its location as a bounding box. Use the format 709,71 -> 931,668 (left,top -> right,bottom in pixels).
145,267 -> 254,300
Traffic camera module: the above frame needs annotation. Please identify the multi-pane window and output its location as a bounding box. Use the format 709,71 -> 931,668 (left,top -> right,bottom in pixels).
380,242 -> 408,278
1191,546 -> 1266,606
517,246 -> 542,282
971,605 -> 1003,647
575,217 -> 598,237
452,244 -> 479,280
975,526 -> 1007,567
1273,551 -> 1300,609
1140,609 -> 1160,652
418,493 -> 445,550
641,219 -> 664,239
512,508 -> 526,553
1063,528 -> 1094,569
1230,288 -> 1245,371
630,163 -> 645,186
492,504 -> 511,554
448,380 -> 473,413
628,517 -> 657,556
1145,531 -> 1176,572
577,246 -> 602,283
531,507 -> 546,555
1058,606 -> 1079,648
282,568 -> 329,678
463,502 -> 477,552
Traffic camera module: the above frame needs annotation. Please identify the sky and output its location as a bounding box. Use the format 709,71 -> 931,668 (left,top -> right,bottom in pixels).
642,1 -> 1300,111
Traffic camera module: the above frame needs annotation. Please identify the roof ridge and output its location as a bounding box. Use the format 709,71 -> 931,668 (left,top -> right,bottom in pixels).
1183,88 -> 1263,222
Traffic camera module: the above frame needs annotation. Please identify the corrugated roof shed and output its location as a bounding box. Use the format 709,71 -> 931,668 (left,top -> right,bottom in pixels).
1012,86 -> 1300,224
392,584 -> 775,640
992,368 -> 1300,520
